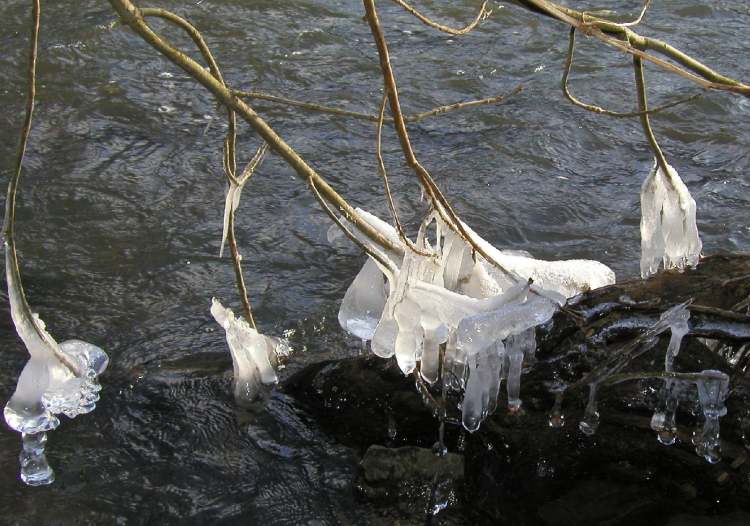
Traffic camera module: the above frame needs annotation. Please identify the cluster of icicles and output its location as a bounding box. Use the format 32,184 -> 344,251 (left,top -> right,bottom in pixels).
554,302 -> 730,464
334,208 -> 615,432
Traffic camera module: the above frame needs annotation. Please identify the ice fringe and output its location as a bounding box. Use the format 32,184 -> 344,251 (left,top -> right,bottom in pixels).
3,245 -> 109,486
640,160 -> 702,278
210,298 -> 289,404
334,209 -> 616,432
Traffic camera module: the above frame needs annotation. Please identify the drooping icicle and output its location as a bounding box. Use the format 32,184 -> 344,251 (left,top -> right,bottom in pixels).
504,328 -> 536,411
650,306 -> 691,445
650,379 -> 685,446
579,383 -> 600,436
462,353 -> 488,432
210,298 -> 287,404
693,370 -> 729,464
640,160 -> 702,278
338,257 -> 388,341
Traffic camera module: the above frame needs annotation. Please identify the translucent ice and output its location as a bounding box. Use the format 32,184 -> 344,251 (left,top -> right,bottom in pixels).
3,246 -> 109,485
505,328 -> 536,411
338,257 -> 388,341
640,160 -> 702,278
211,298 -> 286,403
219,181 -> 243,257
693,370 -> 729,464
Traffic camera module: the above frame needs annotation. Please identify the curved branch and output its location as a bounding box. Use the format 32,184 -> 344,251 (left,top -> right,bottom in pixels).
562,27 -> 704,118
390,0 -> 490,36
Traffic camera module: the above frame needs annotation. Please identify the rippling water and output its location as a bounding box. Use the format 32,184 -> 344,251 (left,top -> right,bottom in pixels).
1,0 -> 749,523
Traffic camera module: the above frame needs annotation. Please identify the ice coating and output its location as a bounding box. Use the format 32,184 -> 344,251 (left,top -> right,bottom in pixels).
331,209 -> 617,432
640,160 -> 702,278
210,298 -> 286,403
4,246 -> 109,486
693,370 -> 729,464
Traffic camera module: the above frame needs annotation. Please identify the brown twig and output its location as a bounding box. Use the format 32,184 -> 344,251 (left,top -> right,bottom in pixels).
363,0 -> 521,283
375,95 -> 433,257
390,0 -> 490,36
633,55 -> 670,179
234,88 -> 521,124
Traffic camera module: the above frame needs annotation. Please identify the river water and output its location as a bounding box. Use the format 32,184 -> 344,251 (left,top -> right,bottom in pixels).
0,0 -> 748,523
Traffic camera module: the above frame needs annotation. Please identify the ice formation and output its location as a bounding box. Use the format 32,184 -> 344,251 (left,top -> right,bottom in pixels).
650,305 -> 691,444
640,160 -> 702,278
210,298 -> 288,404
219,181 -> 243,257
334,209 -> 616,432
3,246 -> 109,486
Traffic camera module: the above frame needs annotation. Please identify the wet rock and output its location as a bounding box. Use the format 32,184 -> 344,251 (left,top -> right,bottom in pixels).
284,255 -> 750,524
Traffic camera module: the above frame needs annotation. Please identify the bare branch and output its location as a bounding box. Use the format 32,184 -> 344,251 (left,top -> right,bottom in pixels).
390,0 -> 490,36
562,27 -> 704,118
234,88 -> 522,124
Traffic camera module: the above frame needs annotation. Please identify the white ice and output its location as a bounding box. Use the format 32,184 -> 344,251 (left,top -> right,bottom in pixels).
332,208 -> 616,431
211,298 -> 286,403
3,245 -> 109,486
640,160 -> 702,278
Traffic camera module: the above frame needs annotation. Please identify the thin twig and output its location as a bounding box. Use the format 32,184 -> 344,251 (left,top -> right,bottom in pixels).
562,27 -> 703,118
390,0 -> 490,36
633,55 -> 671,179
363,0 -> 522,283
234,88 -> 521,124
376,94 -> 433,257
620,0 -> 651,27
227,212 -> 256,328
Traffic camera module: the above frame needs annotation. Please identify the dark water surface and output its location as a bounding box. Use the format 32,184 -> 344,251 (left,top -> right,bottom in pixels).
1,0 -> 749,523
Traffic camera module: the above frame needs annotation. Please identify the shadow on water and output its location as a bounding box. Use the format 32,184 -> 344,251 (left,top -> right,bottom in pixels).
1,0 -> 749,523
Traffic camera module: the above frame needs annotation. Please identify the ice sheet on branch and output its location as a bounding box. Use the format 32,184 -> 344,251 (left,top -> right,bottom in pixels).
640,160 -> 702,278
333,208 -> 616,431
3,247 -> 108,486
210,298 -> 288,404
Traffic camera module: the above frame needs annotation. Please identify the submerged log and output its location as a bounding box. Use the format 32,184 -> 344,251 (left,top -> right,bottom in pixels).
284,254 -> 750,524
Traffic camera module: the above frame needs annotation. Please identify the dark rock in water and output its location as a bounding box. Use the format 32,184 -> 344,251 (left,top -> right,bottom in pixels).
284,255 -> 750,524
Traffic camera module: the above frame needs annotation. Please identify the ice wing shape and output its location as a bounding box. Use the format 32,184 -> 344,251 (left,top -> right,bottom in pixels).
211,298 -> 282,403
219,182 -> 243,258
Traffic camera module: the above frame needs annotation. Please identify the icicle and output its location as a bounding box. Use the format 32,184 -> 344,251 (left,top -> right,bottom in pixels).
338,257 -> 388,341
650,379 -> 684,446
461,354 -> 487,432
549,388 -> 566,428
210,298 -> 284,404
579,383 -> 600,436
640,160 -> 702,278
693,370 -> 729,464
19,432 -> 54,486
420,315 -> 448,384
504,328 -> 535,411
